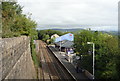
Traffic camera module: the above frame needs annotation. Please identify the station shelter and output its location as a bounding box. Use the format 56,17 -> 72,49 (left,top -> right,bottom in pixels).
54,40 -> 74,53
54,33 -> 76,63
54,33 -> 75,54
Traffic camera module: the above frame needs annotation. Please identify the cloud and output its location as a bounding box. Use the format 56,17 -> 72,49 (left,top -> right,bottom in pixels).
18,0 -> 119,29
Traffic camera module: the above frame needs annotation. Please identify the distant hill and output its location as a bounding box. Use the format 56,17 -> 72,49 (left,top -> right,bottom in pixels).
51,28 -> 118,35
51,28 -> 83,32
100,31 -> 118,35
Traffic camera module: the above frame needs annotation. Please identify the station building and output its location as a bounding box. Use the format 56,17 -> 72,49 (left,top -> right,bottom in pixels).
54,33 -> 74,54
55,40 -> 74,52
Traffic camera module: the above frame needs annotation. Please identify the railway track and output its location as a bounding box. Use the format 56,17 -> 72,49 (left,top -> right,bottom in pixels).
38,40 -> 75,81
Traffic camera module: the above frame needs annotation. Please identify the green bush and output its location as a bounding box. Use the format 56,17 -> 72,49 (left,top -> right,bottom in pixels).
2,2 -> 39,68
81,55 -> 93,73
30,40 -> 39,67
74,30 -> 119,79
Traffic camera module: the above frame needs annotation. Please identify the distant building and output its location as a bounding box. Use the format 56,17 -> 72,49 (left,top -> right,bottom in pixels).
54,33 -> 74,52
86,28 -> 91,31
55,33 -> 74,42
54,40 -> 74,52
51,34 -> 59,39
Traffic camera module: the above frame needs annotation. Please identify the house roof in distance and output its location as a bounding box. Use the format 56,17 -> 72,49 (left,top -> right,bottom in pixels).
55,33 -> 74,42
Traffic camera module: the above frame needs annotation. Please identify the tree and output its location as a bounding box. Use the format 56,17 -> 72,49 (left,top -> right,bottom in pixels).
2,2 -> 38,67
74,30 -> 119,79
43,35 -> 49,42
2,2 -> 37,39
37,29 -> 63,43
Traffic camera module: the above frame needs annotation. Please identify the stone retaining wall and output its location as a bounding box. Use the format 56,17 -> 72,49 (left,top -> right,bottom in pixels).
0,36 -> 36,80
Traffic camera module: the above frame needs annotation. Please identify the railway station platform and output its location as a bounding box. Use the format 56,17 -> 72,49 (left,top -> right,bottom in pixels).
48,45 -> 90,81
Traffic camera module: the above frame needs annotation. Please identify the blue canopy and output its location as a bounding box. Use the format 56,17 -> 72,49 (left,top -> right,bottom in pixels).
55,33 -> 74,42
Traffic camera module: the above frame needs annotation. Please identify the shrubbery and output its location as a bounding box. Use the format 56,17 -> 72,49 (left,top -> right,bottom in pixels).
74,30 -> 119,79
2,2 -> 38,66
37,29 -> 63,43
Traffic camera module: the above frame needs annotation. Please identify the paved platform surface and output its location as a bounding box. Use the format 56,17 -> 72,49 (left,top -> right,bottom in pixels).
48,46 -> 90,81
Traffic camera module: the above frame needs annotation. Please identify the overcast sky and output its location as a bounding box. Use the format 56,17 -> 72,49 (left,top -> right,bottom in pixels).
18,0 -> 119,30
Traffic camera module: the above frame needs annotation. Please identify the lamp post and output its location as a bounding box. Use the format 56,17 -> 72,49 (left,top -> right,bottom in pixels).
87,42 -> 95,80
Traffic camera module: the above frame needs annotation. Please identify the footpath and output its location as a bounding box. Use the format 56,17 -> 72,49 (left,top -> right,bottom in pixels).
48,45 -> 90,81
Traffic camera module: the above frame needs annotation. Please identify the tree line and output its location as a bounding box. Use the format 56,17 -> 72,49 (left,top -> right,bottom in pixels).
74,30 -> 119,79
2,2 -> 38,39
2,2 -> 38,67
37,29 -> 64,44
